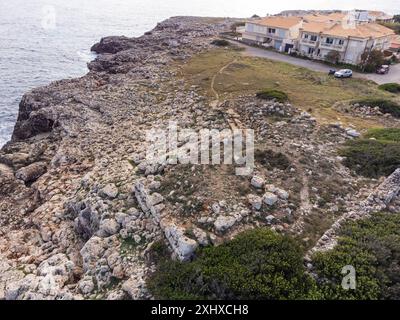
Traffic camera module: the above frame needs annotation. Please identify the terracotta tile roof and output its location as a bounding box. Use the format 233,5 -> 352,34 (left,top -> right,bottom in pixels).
301,21 -> 395,39
368,11 -> 393,20
251,16 -> 303,29
392,36 -> 400,45
304,12 -> 347,23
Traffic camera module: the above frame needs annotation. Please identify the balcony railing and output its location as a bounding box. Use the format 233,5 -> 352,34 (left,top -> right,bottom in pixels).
301,39 -> 317,45
319,42 -> 345,51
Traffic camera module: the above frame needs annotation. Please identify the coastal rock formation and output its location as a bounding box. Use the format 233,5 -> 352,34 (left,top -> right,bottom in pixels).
1,15 -> 398,300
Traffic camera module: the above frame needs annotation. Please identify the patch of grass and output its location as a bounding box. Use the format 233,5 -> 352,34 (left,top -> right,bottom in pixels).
339,129 -> 400,178
120,236 -> 144,255
147,228 -> 318,300
365,128 -> 400,142
378,83 -> 400,94
256,89 -> 288,103
312,212 -> 400,300
352,98 -> 400,118
181,48 -> 394,128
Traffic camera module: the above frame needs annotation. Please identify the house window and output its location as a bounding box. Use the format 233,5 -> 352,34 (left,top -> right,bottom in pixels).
338,39 -> 345,45
310,35 -> 318,41
325,37 -> 334,44
308,47 -> 315,55
304,34 -> 309,39
268,28 -> 276,34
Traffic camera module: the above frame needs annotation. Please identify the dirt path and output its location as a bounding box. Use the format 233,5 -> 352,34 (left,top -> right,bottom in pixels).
210,56 -> 313,233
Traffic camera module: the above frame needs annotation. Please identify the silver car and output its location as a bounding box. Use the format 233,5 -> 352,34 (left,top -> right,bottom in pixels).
334,69 -> 353,78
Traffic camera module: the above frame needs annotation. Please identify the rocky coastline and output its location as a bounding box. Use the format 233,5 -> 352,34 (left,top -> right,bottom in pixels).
1,16 -> 399,300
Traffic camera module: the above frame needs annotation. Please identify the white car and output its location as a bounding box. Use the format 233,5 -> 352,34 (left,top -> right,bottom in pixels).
334,69 -> 353,78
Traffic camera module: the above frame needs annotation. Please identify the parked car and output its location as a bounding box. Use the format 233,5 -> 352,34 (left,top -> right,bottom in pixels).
376,65 -> 390,74
334,69 -> 353,78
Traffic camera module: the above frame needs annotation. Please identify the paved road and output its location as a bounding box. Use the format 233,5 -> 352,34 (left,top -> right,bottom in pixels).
232,41 -> 400,85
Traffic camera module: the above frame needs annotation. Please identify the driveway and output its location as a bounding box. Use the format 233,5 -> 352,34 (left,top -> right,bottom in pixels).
232,41 -> 400,85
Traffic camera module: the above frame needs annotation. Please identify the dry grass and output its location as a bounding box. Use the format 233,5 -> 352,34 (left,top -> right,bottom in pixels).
180,48 -> 397,129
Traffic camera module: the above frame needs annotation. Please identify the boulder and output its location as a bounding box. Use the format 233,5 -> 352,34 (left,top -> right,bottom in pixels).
99,184 -> 119,199
161,221 -> 198,261
251,176 -> 265,189
15,162 -> 47,183
247,194 -> 262,210
276,188 -> 289,200
214,216 -> 237,233
98,219 -> 120,237
263,192 -> 278,206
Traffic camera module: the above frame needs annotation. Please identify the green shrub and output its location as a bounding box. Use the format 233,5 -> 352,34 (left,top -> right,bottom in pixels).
339,139 -> 400,178
378,83 -> 400,94
256,89 -> 289,103
364,128 -> 400,142
352,98 -> 400,118
147,228 -> 317,300
312,212 -> 400,300
211,39 -> 230,47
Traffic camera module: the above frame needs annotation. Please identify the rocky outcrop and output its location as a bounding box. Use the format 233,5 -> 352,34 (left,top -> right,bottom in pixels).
134,178 -> 198,261
0,16 -> 235,300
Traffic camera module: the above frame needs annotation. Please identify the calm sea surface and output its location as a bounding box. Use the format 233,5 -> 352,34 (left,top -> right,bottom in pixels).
0,0 -> 399,146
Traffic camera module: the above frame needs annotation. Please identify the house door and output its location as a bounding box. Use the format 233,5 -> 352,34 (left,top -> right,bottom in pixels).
274,40 -> 282,51
284,44 -> 294,53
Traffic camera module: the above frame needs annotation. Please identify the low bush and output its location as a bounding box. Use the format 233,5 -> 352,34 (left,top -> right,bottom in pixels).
364,128 -> 400,142
378,83 -> 400,94
340,139 -> 400,178
313,212 -> 400,300
255,149 -> 291,170
256,89 -> 289,103
147,228 -> 317,300
211,39 -> 230,47
340,128 -> 400,178
352,98 -> 400,118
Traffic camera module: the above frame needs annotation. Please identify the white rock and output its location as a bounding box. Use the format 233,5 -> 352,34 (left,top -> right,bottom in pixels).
99,219 -> 120,237
211,203 -> 220,214
193,228 -> 209,246
214,216 -> 237,233
247,194 -> 262,210
251,176 -> 265,189
266,215 -> 275,224
161,221 -> 198,261
276,188 -> 289,200
100,184 -> 119,199
263,192 -> 278,206
346,129 -> 360,138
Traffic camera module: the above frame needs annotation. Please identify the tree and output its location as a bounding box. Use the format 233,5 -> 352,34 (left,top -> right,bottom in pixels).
360,49 -> 385,72
325,50 -> 341,64
394,15 -> 400,23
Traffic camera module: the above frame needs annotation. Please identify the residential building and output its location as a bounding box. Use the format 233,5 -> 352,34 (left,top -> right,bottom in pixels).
390,36 -> 400,52
298,20 -> 394,64
241,16 -> 303,52
238,12 -> 395,66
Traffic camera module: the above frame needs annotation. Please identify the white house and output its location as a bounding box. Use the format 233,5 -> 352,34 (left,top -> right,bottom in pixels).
241,16 -> 303,52
298,20 -> 394,65
239,12 -> 395,66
